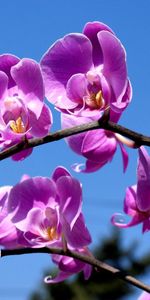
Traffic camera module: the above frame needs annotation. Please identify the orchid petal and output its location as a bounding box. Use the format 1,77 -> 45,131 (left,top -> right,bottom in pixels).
40,33 -> 93,104
83,21 -> 114,66
137,147 -> 150,211
98,31 -> 127,106
0,54 -> 20,88
11,58 -> 44,99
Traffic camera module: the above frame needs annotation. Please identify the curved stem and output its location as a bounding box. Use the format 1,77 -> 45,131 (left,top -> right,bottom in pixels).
1,247 -> 150,293
0,114 -> 150,161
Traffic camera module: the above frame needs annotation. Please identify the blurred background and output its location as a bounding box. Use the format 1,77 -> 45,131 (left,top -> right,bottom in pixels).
0,0 -> 150,299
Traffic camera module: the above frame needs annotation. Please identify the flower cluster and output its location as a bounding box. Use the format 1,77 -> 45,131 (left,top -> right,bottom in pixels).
1,19 -> 147,291
0,167 -> 92,282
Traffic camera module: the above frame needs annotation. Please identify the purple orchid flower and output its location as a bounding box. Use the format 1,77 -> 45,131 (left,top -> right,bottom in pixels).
112,147 -> 150,232
61,111 -> 128,173
6,166 -> 92,282
0,54 -> 52,160
40,21 -> 132,117
7,166 -> 91,249
45,248 -> 92,283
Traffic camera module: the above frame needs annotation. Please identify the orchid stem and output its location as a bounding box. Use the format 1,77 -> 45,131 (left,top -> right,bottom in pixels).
1,247 -> 150,293
0,114 -> 150,161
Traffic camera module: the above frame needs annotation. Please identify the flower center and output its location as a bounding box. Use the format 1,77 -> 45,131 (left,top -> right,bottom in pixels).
84,90 -> 105,109
10,117 -> 26,133
45,226 -> 59,241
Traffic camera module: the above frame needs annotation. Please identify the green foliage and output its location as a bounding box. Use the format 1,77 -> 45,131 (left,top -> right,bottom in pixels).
29,229 -> 150,300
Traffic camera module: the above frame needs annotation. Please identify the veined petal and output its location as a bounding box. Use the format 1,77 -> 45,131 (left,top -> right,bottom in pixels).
40,33 -> 93,104
52,166 -> 71,183
0,54 -> 20,88
56,176 -> 82,229
63,213 -> 92,248
28,103 -> 52,137
12,207 -> 44,233
98,31 -> 127,107
66,73 -> 88,102
11,58 -> 44,100
83,21 -> 114,66
82,130 -> 117,162
123,185 -> 137,215
61,113 -> 89,155
0,71 -> 8,100
118,142 -> 128,172
8,177 -> 56,223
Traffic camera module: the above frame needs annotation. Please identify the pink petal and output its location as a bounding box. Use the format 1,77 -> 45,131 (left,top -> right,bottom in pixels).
0,71 -> 8,99
29,103 -> 52,137
11,58 -> 44,100
56,176 -> 82,229
137,147 -> 150,211
98,31 -> 127,108
0,54 -> 20,88
40,33 -> 93,104
83,21 -> 114,66
66,73 -> 88,102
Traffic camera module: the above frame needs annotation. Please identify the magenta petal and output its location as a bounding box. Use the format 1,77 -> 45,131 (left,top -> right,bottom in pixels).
27,96 -> 44,119
52,166 -> 71,183
98,31 -> 127,105
66,73 -> 88,102
83,21 -> 114,66
0,71 -> 8,99
138,291 -> 150,300
56,176 -> 82,229
0,54 -> 20,88
12,148 -> 33,161
137,147 -> 150,211
61,114 -> 89,155
29,103 -> 52,137
45,271 -> 71,284
124,186 -> 137,215
15,207 -> 44,232
58,255 -> 84,273
8,177 -> 56,222
11,58 -> 44,99
63,213 -> 92,248
0,217 -> 18,248
83,263 -> 92,280
82,130 -> 117,162
142,219 -> 150,233
76,159 -> 106,173
118,142 -> 128,172
111,212 -> 146,228
40,33 -> 93,104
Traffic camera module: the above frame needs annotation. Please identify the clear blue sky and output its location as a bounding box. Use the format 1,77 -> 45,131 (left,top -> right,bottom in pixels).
0,1 -> 150,299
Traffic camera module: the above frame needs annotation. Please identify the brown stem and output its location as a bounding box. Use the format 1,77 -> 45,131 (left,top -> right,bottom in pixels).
0,114 -> 150,161
1,247 -> 150,293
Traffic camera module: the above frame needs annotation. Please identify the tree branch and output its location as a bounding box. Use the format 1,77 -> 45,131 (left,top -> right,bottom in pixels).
0,114 -> 150,161
1,247 -> 150,293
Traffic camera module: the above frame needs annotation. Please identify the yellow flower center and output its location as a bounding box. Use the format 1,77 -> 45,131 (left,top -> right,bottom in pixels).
45,226 -> 59,241
85,90 -> 105,109
10,117 -> 26,133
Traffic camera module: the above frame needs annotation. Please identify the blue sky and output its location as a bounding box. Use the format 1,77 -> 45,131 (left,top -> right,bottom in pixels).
0,0 -> 150,299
